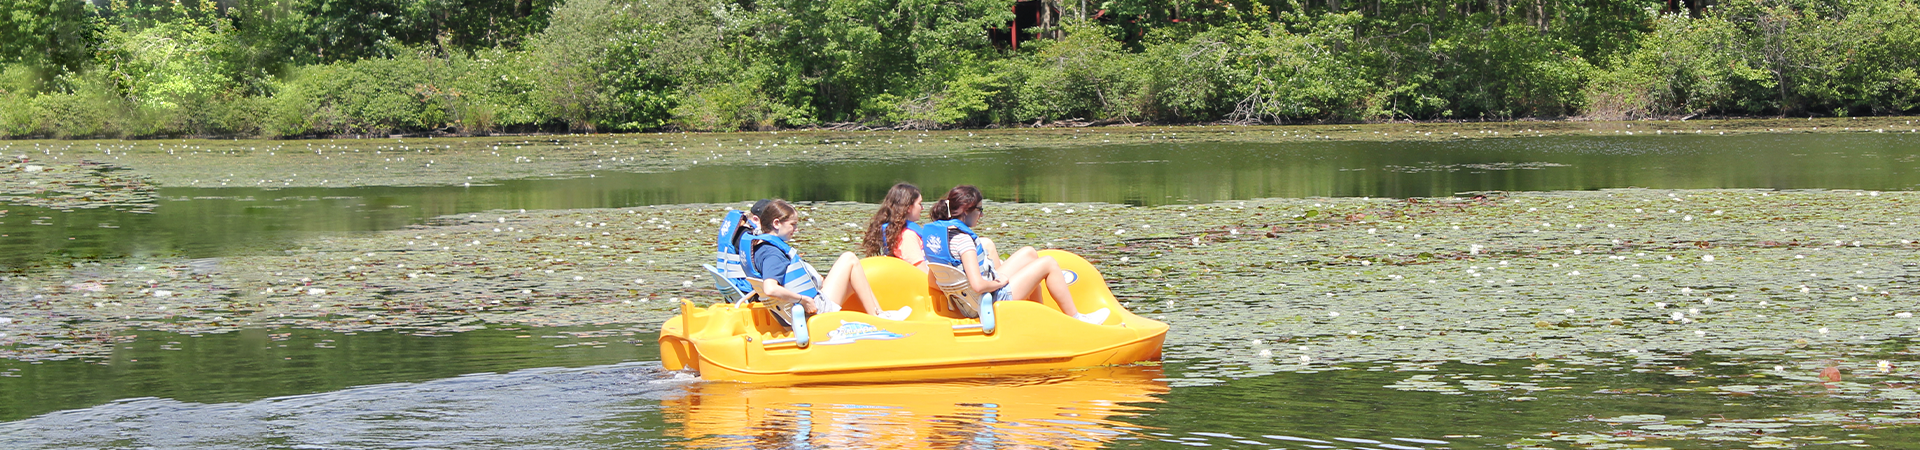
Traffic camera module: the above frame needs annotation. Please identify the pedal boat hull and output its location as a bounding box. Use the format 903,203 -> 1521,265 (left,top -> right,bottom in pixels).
659,250 -> 1167,383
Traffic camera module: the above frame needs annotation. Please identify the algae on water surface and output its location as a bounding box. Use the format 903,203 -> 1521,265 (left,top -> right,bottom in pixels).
1,189 -> 1913,367
2,188 -> 1918,448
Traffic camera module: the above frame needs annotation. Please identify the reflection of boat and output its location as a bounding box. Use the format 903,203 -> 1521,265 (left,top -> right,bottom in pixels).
662,365 -> 1170,449
659,250 -> 1168,383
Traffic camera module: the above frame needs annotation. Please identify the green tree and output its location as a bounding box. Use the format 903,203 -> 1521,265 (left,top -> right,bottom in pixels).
0,0 -> 97,79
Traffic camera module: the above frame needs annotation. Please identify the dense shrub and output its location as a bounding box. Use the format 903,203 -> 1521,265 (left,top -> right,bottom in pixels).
1005,25 -> 1140,122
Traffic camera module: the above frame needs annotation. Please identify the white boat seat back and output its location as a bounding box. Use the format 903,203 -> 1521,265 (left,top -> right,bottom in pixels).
928,263 -> 986,318
743,277 -> 807,331
703,264 -> 750,304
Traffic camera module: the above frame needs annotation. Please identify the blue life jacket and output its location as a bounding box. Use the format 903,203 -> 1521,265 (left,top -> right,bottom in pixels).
714,210 -> 755,292
879,221 -> 926,259
921,219 -> 987,267
749,235 -> 821,300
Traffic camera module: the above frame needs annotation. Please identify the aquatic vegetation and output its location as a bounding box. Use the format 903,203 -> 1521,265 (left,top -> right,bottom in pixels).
0,187 -> 1916,447
0,188 -> 1909,368
0,157 -> 155,212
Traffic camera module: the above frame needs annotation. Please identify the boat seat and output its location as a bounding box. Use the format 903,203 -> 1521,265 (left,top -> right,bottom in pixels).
702,263 -> 753,304
742,278 -> 810,348
928,263 -> 991,319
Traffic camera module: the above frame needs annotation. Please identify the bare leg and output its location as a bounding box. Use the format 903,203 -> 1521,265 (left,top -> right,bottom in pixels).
998,246 -> 1041,276
819,252 -> 882,314
1001,256 -> 1080,316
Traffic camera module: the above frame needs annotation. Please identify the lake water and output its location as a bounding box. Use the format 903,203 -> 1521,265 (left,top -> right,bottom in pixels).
5,133 -> 1918,268
5,132 -> 1920,448
7,328 -> 1911,449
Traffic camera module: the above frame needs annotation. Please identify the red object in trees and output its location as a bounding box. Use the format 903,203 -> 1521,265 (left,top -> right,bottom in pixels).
1011,4 -> 1018,49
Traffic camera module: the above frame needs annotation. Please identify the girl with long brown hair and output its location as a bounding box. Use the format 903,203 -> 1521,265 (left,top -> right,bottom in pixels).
860,183 -> 927,270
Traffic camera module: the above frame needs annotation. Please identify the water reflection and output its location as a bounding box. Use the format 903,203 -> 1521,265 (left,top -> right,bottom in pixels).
5,134 -> 1920,268
663,365 -> 1169,449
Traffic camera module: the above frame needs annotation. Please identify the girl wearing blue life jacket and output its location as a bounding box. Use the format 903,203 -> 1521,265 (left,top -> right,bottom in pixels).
860,183 -> 928,272
923,185 -> 1109,325
750,200 -> 912,322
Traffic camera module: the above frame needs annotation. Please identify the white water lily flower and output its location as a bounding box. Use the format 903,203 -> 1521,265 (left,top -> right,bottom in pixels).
1819,327 -> 1830,334
1897,312 -> 1912,318
682,280 -> 694,287
1701,255 -> 1715,262
307,288 -> 325,296
1671,312 -> 1685,321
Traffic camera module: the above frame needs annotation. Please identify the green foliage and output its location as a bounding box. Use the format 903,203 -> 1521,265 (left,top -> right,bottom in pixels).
1426,24 -> 1593,119
1583,13 -> 1766,118
272,48 -> 454,135
296,0 -> 559,63
1218,16 -> 1386,122
1008,24 -> 1139,122
29,73 -> 119,139
0,0 -> 96,75
1,0 -> 1916,138
674,82 -> 778,131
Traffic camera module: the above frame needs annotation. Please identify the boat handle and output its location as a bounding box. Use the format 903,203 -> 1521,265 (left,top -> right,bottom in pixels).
761,302 -> 812,348
979,293 -> 996,335
790,303 -> 810,348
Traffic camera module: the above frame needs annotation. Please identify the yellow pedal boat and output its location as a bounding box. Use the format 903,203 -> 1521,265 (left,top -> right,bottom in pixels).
658,250 -> 1168,383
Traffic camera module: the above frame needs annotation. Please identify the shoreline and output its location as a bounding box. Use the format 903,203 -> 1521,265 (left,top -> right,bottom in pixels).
8,115 -> 1920,142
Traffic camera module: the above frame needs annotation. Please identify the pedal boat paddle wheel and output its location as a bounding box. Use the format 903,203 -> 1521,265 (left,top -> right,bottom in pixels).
659,250 -> 1168,383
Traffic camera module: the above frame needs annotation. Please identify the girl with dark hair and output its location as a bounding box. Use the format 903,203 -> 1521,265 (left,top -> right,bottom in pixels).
750,200 -> 911,323
922,185 -> 1108,324
860,183 -> 928,271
